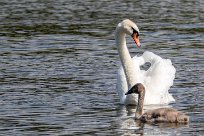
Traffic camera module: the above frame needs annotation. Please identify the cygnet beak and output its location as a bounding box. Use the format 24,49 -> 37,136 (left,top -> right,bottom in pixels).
125,88 -> 134,95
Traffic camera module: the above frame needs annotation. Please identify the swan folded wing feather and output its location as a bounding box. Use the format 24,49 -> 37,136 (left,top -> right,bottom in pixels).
142,51 -> 176,104
116,66 -> 128,104
116,51 -> 176,105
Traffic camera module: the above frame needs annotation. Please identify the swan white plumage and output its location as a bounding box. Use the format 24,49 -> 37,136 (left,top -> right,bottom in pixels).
115,19 -> 176,105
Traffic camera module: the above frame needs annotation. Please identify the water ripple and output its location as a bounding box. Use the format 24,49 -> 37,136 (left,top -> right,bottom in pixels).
0,0 -> 204,135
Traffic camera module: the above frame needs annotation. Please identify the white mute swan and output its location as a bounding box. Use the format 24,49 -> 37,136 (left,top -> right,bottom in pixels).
125,83 -> 189,123
115,19 -> 176,105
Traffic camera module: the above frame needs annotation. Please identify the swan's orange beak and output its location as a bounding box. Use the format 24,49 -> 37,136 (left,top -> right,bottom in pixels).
132,33 -> 141,48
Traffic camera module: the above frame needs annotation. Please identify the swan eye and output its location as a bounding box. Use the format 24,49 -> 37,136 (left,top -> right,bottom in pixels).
132,28 -> 139,37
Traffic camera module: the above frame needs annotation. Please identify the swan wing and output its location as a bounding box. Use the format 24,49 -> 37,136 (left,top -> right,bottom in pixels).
116,51 -> 176,105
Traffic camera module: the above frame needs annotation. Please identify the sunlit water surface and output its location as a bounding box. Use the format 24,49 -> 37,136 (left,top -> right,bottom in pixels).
0,0 -> 204,135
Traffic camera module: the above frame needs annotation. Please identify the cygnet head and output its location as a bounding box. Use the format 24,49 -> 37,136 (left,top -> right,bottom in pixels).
125,83 -> 145,95
116,19 -> 141,47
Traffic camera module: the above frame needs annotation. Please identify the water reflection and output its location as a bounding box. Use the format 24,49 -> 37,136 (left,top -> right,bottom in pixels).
0,0 -> 204,135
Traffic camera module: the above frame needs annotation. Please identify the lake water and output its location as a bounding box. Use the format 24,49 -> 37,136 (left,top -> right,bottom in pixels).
0,0 -> 204,135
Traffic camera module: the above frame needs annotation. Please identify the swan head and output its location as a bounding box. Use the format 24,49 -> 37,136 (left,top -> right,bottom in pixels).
117,19 -> 140,47
125,83 -> 145,95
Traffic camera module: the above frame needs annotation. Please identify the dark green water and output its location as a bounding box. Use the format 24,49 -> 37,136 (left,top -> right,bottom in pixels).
0,0 -> 204,135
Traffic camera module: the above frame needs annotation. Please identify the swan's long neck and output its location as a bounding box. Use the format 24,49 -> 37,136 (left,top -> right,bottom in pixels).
136,91 -> 145,119
115,27 -> 138,89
